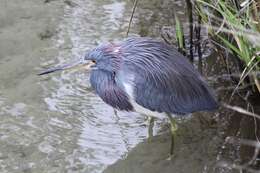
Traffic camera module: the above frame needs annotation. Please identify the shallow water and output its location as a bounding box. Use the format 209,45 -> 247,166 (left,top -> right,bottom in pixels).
0,0 -> 226,173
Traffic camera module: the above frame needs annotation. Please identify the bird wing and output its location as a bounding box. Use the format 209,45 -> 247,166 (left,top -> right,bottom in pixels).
121,38 -> 218,115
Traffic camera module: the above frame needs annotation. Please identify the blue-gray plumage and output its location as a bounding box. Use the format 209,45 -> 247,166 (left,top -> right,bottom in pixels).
86,37 -> 218,116
90,69 -> 133,111
39,37 -> 218,155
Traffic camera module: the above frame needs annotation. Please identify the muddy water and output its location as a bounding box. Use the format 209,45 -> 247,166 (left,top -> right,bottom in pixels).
0,0 -> 225,173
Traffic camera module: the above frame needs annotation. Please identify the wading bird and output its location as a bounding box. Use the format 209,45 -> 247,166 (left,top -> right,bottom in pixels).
39,37 -> 218,155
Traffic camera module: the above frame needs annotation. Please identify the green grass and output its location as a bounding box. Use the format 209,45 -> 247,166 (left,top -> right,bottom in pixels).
175,15 -> 185,53
195,0 -> 260,93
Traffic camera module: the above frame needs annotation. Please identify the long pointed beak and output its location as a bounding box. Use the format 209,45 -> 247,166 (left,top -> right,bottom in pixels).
38,60 -> 95,76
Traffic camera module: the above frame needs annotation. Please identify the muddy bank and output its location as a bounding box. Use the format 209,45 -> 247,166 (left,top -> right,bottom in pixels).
103,115 -> 220,173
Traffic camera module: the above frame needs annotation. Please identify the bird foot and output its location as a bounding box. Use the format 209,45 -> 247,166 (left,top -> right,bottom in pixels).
166,155 -> 173,161
166,153 -> 177,161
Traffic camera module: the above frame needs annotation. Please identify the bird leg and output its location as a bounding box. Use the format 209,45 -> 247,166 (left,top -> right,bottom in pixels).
113,109 -> 118,116
166,113 -> 178,156
148,116 -> 155,139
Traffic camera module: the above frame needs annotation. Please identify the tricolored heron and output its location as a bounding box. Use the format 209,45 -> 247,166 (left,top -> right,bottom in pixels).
39,37 -> 218,155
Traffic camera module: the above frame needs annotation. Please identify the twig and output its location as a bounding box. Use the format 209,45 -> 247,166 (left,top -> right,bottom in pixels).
126,0 -> 138,37
253,72 -> 260,93
230,57 -> 260,101
216,83 -> 255,92
222,103 -> 260,120
225,136 -> 260,148
225,137 -> 260,167
217,161 -> 260,173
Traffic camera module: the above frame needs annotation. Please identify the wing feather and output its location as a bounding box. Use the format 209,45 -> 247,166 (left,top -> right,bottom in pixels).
121,38 -> 218,115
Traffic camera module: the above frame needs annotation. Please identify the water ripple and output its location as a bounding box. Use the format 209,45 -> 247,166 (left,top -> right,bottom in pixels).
41,0 -> 152,172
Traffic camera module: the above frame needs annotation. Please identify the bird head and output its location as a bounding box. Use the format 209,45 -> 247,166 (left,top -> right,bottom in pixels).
38,43 -> 121,76
85,43 -> 121,73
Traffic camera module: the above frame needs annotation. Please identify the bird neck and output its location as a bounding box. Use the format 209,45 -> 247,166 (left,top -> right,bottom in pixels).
90,69 -> 133,111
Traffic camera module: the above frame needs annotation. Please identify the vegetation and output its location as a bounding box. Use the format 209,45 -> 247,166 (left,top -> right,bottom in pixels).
127,0 -> 260,172
127,1 -> 260,171
195,0 -> 260,95
194,1 -> 260,172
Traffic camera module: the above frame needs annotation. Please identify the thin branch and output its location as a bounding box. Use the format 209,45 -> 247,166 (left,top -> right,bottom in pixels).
126,0 -> 138,37
217,161 -> 260,173
225,136 -> 260,148
222,103 -> 260,120
225,137 -> 260,167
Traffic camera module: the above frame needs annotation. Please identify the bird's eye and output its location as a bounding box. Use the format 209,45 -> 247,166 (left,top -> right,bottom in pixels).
92,60 -> 96,63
